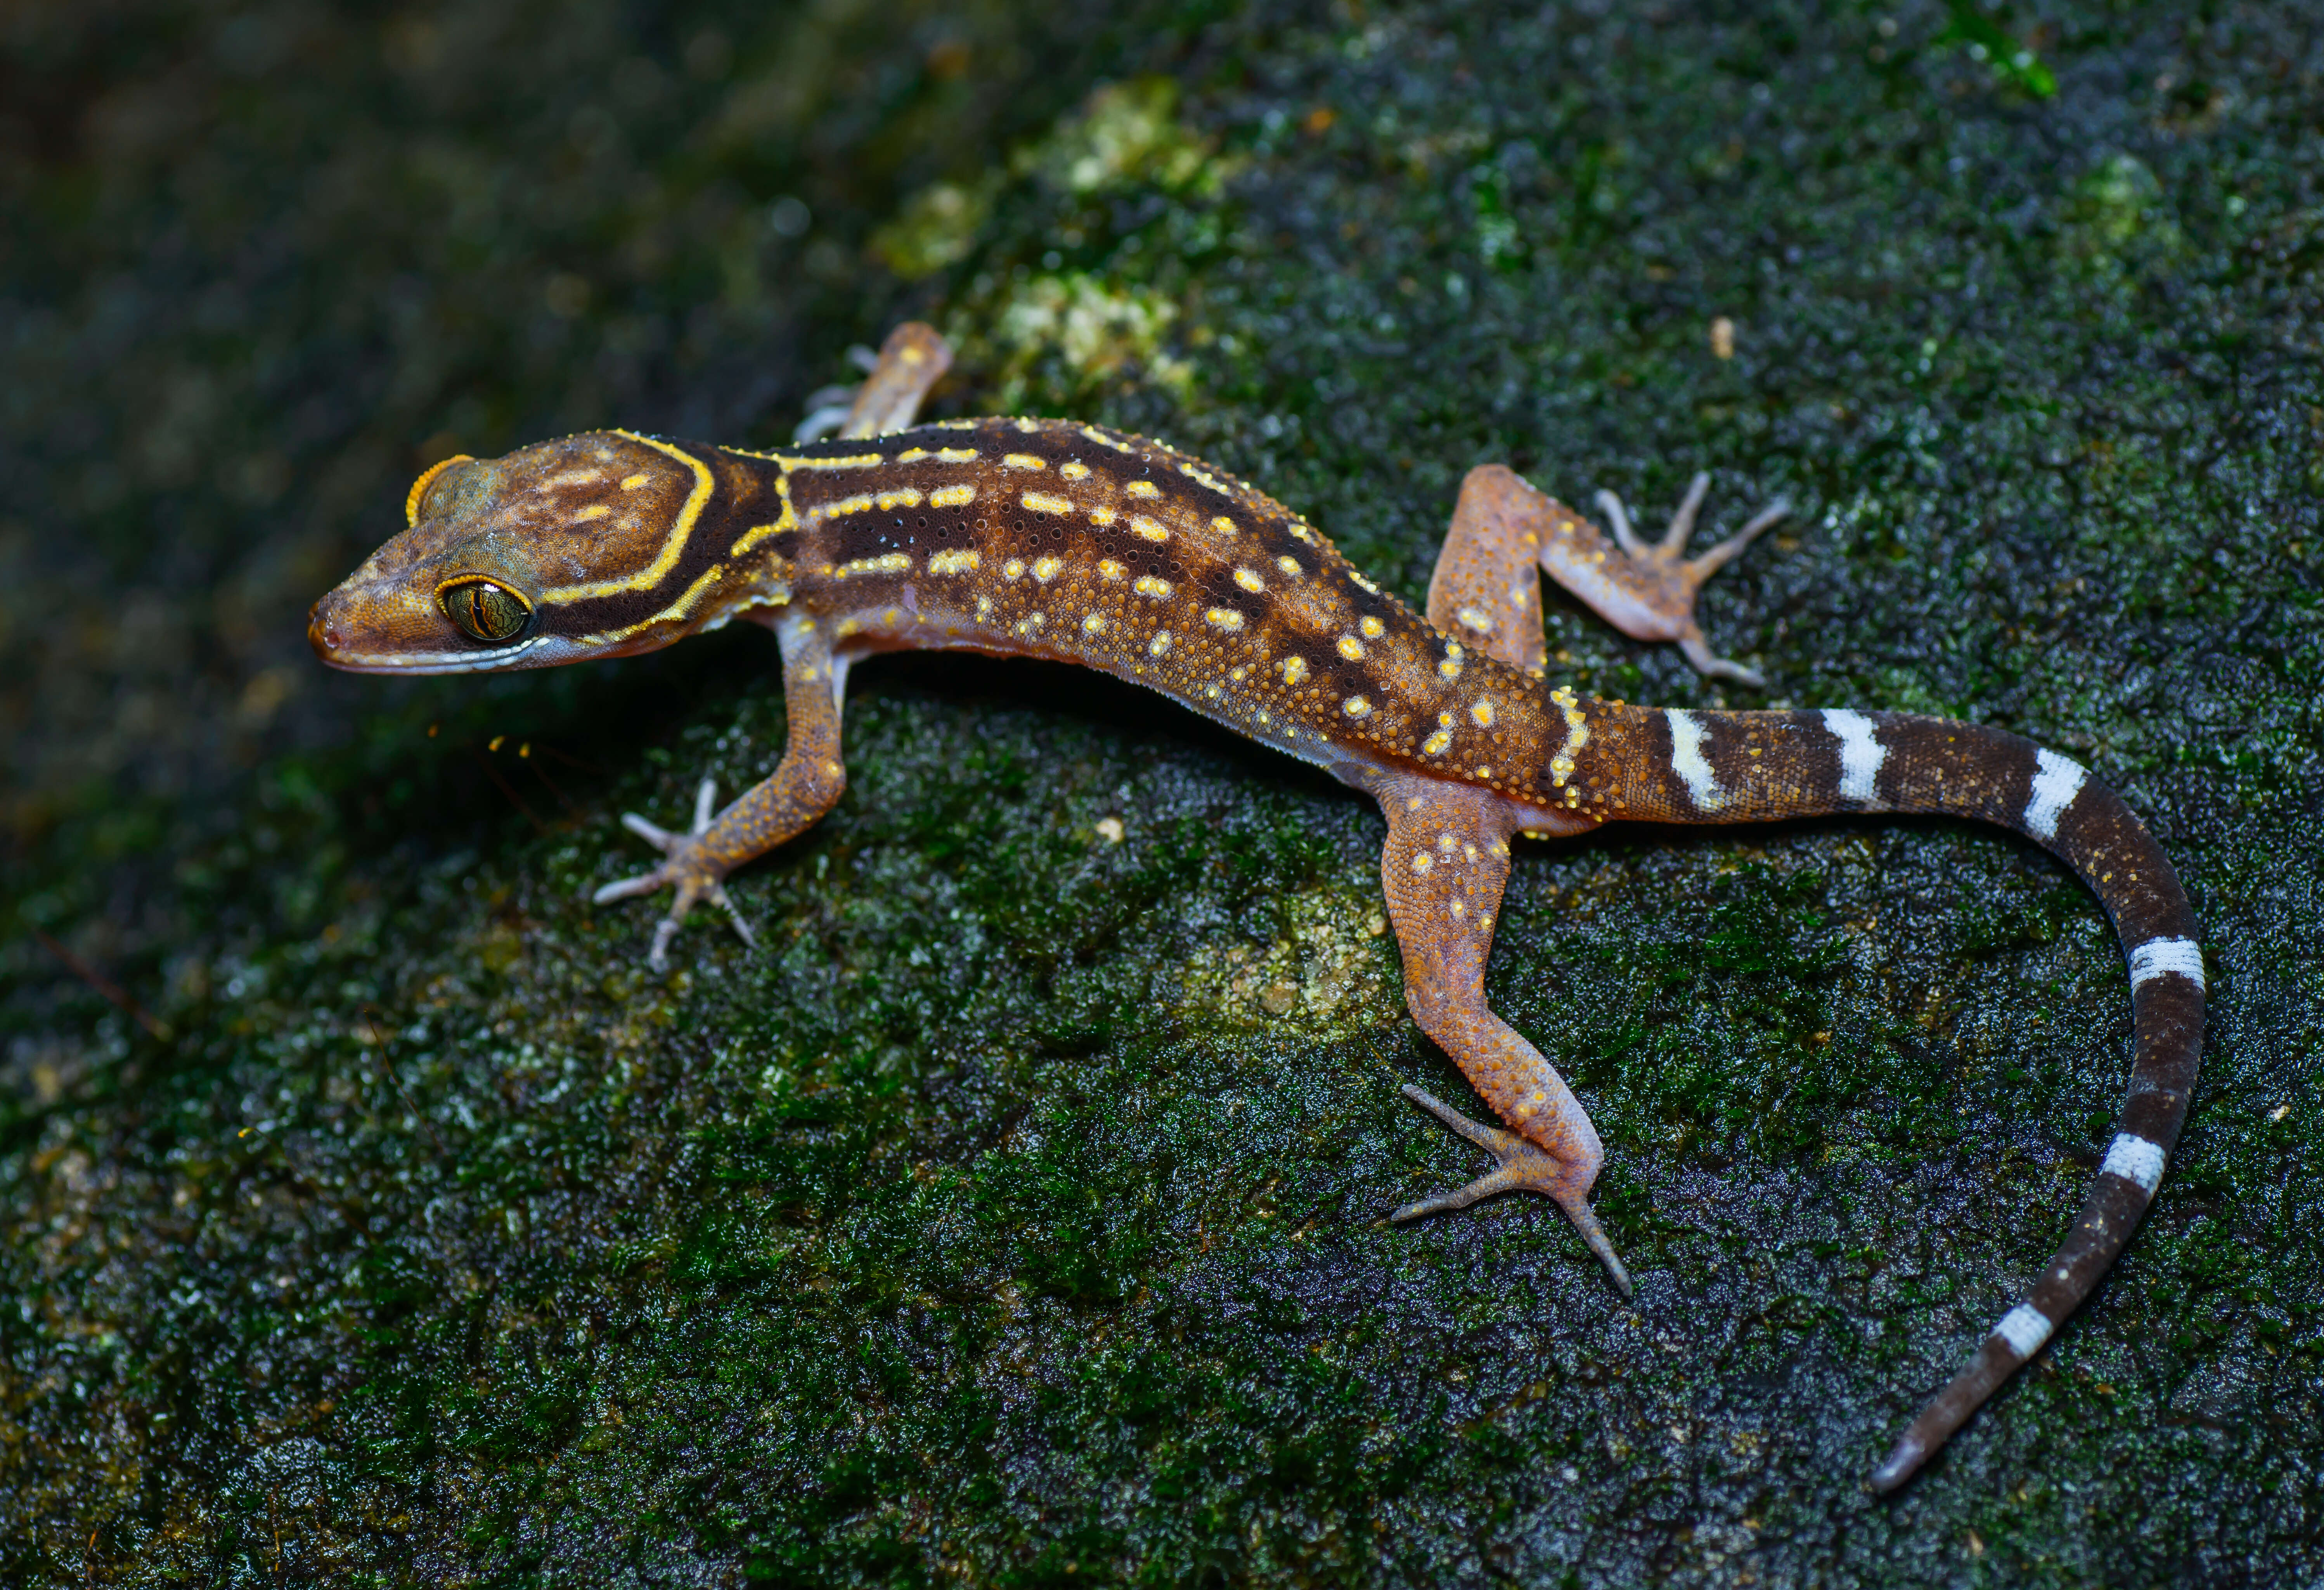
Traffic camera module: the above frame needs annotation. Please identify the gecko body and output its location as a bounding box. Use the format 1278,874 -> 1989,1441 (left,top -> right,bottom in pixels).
310,325 -> 2204,1493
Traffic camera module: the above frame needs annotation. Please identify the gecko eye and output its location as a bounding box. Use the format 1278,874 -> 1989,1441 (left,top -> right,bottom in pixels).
437,577 -> 533,643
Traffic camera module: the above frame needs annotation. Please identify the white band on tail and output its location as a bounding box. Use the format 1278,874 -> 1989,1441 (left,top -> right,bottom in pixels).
2100,1133 -> 2167,1193
2022,748 -> 2087,840
2128,937 -> 2205,993
1821,709 -> 1886,802
1993,1304 -> 2054,1359
1665,710 -> 1723,811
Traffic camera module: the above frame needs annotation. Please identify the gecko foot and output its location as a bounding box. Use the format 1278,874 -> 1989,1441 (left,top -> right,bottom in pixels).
1580,474 -> 1788,688
591,776 -> 759,970
1391,1084 -> 1635,1298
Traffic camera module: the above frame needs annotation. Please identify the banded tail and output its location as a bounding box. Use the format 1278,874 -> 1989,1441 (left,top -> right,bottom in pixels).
1586,704 -> 2203,1491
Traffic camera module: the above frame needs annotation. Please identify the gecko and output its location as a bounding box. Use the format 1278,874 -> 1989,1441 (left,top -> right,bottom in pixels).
309,322 -> 2204,1493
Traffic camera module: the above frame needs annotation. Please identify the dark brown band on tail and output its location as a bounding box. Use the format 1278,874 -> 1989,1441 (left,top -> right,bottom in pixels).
1576,706 -> 2203,1490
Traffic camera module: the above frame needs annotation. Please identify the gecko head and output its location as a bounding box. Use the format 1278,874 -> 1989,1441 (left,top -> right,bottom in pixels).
309,431 -> 723,675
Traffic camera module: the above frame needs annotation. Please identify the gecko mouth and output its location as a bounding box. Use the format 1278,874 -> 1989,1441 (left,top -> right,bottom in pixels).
313,635 -> 546,674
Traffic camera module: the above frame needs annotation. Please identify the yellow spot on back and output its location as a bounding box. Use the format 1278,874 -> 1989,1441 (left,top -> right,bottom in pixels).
1422,729 -> 1452,756
1022,491 -> 1074,515
929,483 -> 977,509
1089,506 -> 1117,526
1098,558 -> 1126,580
1135,575 -> 1172,599
1004,558 -> 1026,579
1130,516 -> 1169,542
824,493 -> 875,518
936,448 -> 978,464
1344,696 -> 1372,718
620,473 -> 649,490
1126,480 -> 1161,499
1083,613 -> 1106,635
1032,556 -> 1062,582
1002,453 -> 1046,471
1081,426 -> 1134,451
1060,461 -> 1092,481
1337,635 -> 1365,661
1280,656 -> 1309,685
877,488 -> 923,510
1234,567 -> 1265,593
1149,631 -> 1172,655
837,552 -> 913,578
1210,516 -> 1238,537
1471,699 -> 1496,727
1276,555 -> 1302,577
928,549 -> 981,575
574,503 -> 611,521
1206,608 -> 1245,632
895,449 -> 930,463
1359,615 -> 1385,639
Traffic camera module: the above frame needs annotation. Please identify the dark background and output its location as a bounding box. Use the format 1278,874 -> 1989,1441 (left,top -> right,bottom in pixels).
3,0 -> 2319,1583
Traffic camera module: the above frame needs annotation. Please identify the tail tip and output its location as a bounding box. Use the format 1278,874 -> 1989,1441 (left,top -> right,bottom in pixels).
1867,1433 -> 1926,1495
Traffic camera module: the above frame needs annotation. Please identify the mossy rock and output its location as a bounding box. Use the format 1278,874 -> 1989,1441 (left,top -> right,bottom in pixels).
3,1 -> 2319,1583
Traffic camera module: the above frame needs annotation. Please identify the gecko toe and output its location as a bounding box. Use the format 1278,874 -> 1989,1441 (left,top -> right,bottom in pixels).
620,811 -> 682,852
1676,627 -> 1766,689
593,869 -> 670,905
706,881 -> 759,950
648,913 -> 682,972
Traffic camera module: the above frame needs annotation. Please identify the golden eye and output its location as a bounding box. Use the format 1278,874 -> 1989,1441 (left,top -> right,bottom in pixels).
438,578 -> 532,643
405,454 -> 476,527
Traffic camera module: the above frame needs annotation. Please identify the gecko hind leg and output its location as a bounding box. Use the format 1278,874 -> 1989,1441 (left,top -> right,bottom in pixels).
1393,1084 -> 1635,1297
1375,774 -> 1633,1296
1440,464 -> 1786,687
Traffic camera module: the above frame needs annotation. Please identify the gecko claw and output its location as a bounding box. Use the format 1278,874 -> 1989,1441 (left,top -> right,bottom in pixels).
1391,1084 -> 1635,1298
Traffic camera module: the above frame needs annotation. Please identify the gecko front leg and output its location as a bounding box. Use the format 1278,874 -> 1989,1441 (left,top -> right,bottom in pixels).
1451,464 -> 1787,686
792,321 -> 953,442
594,617 -> 849,969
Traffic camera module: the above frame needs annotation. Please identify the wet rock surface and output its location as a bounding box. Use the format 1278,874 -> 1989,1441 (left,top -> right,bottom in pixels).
3,2 -> 2319,1583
